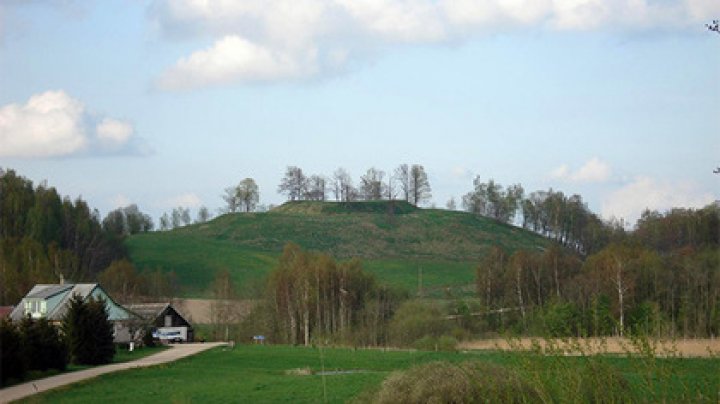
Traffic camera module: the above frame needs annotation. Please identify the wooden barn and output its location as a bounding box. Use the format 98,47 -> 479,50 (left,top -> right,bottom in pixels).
126,303 -> 194,343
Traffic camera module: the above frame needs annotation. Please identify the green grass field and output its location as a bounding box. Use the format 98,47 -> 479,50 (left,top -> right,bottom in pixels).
127,201 -> 548,297
22,344 -> 720,403
2,345 -> 167,389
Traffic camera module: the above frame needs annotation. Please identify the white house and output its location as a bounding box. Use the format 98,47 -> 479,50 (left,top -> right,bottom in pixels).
9,283 -> 137,343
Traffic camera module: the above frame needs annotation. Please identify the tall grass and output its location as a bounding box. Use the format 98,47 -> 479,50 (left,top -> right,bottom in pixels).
361,334 -> 720,403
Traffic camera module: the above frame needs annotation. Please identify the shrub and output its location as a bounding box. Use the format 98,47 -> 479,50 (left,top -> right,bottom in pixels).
142,326 -> 156,347
389,300 -> 451,347
544,300 -> 581,337
412,335 -> 458,352
20,316 -> 68,372
0,319 -> 25,385
373,361 -> 539,404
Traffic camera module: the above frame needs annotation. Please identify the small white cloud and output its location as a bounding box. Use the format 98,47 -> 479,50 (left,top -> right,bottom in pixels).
110,194 -> 132,209
550,164 -> 570,179
0,90 -> 142,158
551,157 -> 611,183
96,118 -> 134,149
451,166 -> 472,179
602,176 -> 715,226
157,35 -> 317,90
167,193 -> 202,208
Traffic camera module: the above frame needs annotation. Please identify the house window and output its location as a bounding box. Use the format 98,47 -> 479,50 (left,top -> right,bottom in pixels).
165,315 -> 172,327
24,299 -> 44,318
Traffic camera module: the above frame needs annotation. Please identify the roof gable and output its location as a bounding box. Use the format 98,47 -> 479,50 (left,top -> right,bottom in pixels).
10,283 -> 135,322
125,303 -> 191,327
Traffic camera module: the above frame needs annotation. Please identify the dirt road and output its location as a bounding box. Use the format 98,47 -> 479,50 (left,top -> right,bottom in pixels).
0,342 -> 226,403
459,337 -> 720,357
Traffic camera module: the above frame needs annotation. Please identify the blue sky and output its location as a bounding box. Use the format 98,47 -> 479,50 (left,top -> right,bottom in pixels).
1,0 -> 718,226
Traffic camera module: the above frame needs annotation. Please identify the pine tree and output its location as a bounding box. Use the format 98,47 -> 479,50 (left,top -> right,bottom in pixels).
63,294 -> 115,365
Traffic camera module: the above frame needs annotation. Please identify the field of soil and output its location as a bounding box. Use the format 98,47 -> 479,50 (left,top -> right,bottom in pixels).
171,298 -> 255,324
460,337 -> 720,357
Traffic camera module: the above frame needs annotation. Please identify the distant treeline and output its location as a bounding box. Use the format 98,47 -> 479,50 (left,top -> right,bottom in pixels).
476,204 -> 720,338
0,169 -> 127,304
0,169 -> 170,305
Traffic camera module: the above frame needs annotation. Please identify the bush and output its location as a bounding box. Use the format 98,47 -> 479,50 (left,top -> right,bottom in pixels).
373,361 -> 540,404
412,335 -> 458,352
20,316 -> 68,372
142,326 -> 156,347
389,300 -> 451,347
0,319 -> 25,385
544,300 -> 581,337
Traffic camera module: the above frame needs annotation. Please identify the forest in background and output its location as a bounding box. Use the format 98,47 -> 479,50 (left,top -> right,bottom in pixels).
0,169 -> 173,305
1,168 -> 718,341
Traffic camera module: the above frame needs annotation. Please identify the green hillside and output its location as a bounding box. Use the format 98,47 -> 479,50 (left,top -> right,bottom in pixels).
126,201 -> 550,297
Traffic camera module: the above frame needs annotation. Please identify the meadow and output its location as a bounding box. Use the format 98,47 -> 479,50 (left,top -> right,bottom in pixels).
21,343 -> 720,403
126,202 -> 548,297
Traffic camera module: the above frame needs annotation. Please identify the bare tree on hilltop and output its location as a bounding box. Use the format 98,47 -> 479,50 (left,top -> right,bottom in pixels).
409,164 -> 432,206
306,175 -> 327,201
332,168 -> 356,202
278,166 -> 307,201
359,168 -> 387,200
237,178 -> 260,212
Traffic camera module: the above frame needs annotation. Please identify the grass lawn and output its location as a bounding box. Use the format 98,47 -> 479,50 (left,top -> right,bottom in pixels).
22,344 -> 720,403
112,344 -> 169,363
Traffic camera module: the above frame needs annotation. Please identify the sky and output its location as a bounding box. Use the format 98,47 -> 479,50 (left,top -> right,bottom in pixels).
1,0 -> 718,227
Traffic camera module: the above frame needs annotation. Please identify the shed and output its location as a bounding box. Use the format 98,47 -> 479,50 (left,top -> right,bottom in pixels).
125,303 -> 194,343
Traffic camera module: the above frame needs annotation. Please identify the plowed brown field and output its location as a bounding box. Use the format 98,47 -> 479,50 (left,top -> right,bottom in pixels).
459,337 -> 720,357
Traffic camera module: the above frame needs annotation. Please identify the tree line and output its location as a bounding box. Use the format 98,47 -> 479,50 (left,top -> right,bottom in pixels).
461,177 -> 625,255
276,164 -> 432,206
0,169 -> 178,305
241,243 -> 405,346
0,170 -> 127,305
474,203 -> 719,338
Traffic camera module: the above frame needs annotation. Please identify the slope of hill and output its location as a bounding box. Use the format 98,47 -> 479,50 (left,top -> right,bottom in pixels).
126,201 -> 550,297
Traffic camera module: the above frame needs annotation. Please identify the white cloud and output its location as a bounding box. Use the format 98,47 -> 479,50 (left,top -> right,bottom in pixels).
167,193 -> 202,208
110,194 -> 132,209
602,176 -> 715,225
96,118 -> 134,149
451,166 -> 472,179
158,35 -> 317,90
0,91 -> 87,158
0,90 -> 141,158
551,157 -> 611,183
150,0 -> 718,89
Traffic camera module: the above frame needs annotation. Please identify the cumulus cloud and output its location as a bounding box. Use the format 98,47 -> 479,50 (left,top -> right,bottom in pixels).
167,193 -> 202,208
602,176 -> 715,225
150,0 -> 718,89
158,35 -> 317,90
551,157 -> 611,183
96,118 -> 134,146
0,91 -> 87,158
0,90 -> 144,158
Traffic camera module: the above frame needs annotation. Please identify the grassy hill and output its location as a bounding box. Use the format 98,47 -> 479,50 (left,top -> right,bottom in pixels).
126,201 -> 550,297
